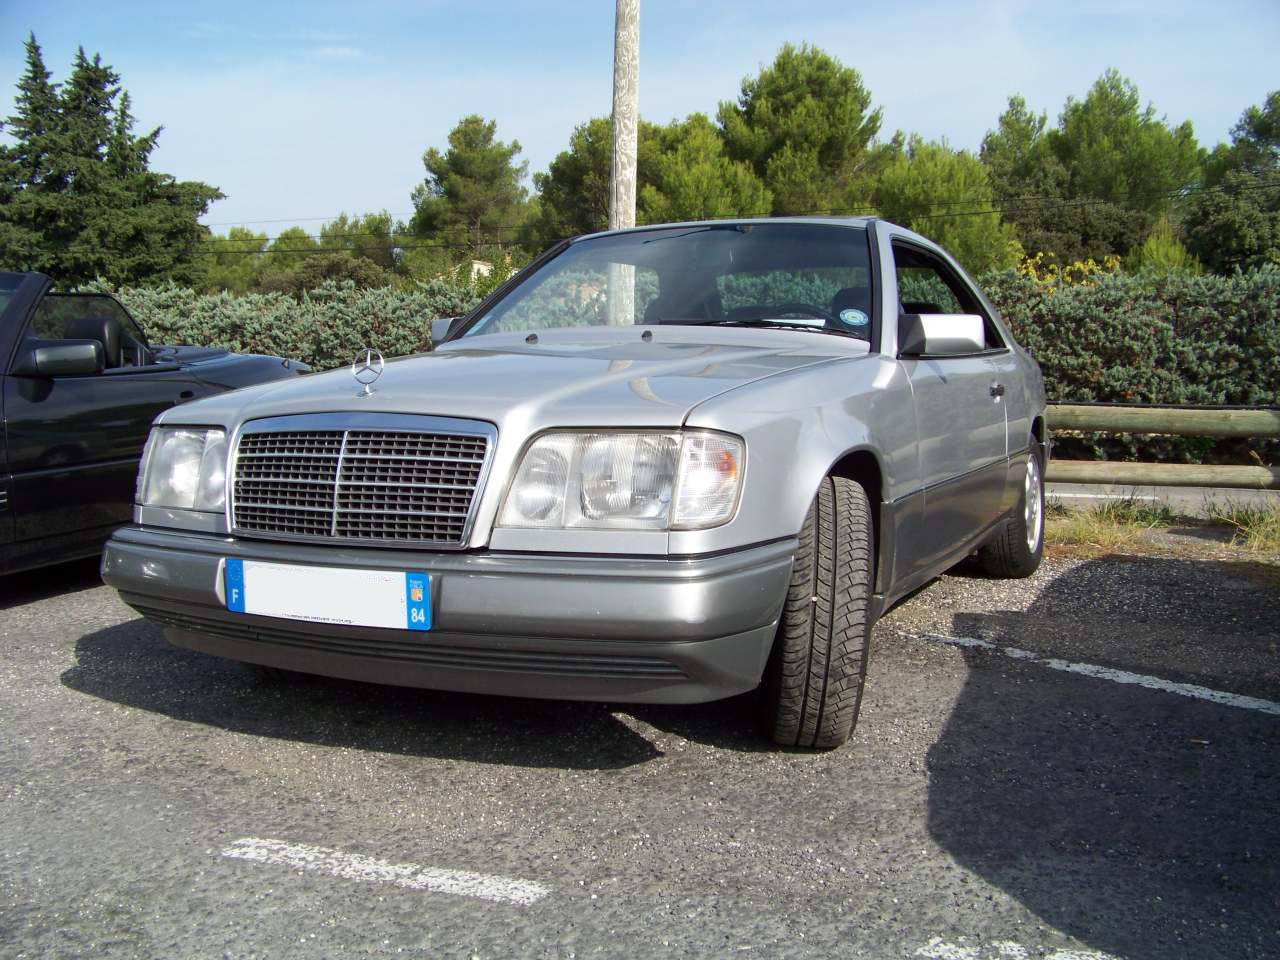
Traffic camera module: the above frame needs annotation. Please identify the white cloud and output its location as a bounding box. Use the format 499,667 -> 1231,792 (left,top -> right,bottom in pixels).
306,45 -> 363,60
186,21 -> 225,39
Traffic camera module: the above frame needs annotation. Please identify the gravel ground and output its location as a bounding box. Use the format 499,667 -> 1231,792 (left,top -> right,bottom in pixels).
1,549 -> 1277,960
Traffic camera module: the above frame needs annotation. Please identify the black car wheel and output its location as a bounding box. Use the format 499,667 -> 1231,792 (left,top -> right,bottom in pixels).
760,475 -> 874,749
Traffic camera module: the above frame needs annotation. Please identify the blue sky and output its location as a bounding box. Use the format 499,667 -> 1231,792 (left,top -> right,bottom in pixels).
3,0 -> 1277,235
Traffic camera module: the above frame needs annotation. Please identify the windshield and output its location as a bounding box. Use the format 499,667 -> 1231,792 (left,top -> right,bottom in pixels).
465,222 -> 874,341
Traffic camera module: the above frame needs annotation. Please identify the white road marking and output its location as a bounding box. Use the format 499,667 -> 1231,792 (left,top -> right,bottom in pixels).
916,938 -> 1119,960
919,633 -> 1280,716
1048,492 -> 1158,503
221,837 -> 549,906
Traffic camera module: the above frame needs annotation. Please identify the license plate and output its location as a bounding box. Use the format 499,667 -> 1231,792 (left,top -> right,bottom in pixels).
223,559 -> 431,631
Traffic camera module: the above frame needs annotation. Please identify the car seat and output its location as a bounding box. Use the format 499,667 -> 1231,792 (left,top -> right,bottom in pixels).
64,316 -> 123,368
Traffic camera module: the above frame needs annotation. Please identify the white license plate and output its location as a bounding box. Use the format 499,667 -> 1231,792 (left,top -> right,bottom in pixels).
223,559 -> 431,631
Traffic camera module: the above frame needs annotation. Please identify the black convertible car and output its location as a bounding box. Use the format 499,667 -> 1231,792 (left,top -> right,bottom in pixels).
0,271 -> 309,576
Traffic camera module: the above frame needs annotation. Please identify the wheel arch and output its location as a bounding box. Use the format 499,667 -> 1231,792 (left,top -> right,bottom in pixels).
1031,413 -> 1048,463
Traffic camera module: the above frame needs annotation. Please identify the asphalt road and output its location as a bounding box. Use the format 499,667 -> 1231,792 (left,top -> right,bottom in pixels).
1,551 -> 1277,960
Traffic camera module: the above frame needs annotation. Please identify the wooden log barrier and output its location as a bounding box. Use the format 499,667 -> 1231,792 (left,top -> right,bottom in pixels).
1046,459 -> 1280,490
1048,404 -> 1280,439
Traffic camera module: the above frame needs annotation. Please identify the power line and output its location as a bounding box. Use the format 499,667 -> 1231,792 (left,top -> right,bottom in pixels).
196,176 -> 1280,241
912,180 -> 1280,223
29,177 -> 1280,260
37,234 -> 531,259
204,229 -> 525,247
189,241 -> 513,258
202,211 -> 418,228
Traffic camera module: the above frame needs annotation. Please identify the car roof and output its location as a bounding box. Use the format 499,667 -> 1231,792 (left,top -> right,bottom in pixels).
570,215 -> 885,244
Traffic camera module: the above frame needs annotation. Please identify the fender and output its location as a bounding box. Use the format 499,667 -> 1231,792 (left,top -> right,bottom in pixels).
674,353 -> 920,560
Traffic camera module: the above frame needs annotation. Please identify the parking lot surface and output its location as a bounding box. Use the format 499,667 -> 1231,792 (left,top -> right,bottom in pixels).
2,550 -> 1277,959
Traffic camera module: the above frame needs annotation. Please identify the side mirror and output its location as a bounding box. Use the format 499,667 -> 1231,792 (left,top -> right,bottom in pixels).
898,314 -> 985,357
430,316 -> 466,346
11,340 -> 106,377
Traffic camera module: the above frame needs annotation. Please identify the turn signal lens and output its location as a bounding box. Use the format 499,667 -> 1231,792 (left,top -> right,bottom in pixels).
673,434 -> 742,529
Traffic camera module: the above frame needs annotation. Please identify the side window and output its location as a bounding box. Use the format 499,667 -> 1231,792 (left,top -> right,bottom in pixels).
891,243 -> 1006,350
27,294 -> 150,368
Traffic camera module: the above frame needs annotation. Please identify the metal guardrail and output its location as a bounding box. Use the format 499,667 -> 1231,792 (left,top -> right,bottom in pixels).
1044,403 -> 1280,490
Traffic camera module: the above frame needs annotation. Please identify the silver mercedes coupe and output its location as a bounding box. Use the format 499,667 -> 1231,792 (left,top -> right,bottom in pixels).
102,218 -> 1048,749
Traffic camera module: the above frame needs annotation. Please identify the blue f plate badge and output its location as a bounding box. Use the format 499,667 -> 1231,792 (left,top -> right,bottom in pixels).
224,558 -> 431,631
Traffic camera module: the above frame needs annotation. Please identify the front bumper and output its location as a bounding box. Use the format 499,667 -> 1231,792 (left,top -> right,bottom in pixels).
101,526 -> 795,704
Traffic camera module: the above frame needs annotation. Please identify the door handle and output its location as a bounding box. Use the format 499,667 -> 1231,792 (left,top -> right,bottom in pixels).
989,383 -> 1005,398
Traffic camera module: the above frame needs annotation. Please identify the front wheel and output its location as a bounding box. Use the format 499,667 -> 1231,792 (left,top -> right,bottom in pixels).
978,447 -> 1045,578
759,475 -> 875,750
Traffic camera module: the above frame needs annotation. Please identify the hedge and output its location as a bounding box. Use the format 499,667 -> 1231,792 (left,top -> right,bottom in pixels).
100,279 -> 483,373
984,267 -> 1280,464
103,268 -> 1280,465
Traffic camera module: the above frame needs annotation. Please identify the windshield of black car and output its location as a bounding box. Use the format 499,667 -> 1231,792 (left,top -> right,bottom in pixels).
465,223 -> 874,341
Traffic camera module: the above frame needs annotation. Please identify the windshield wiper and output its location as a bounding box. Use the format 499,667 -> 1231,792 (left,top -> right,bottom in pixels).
689,318 -> 862,338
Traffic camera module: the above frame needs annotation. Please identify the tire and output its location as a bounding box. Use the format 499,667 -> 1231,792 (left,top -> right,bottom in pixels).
978,445 -> 1045,578
760,475 -> 874,750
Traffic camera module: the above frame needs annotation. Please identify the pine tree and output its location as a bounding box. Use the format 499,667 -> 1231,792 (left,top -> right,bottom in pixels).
0,34 -> 223,285
639,114 -> 771,223
875,138 -> 1023,274
717,43 -> 885,215
409,115 -> 529,265
0,34 -> 59,267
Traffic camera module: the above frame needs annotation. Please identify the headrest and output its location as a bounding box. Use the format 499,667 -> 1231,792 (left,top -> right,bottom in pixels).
831,287 -> 870,315
901,300 -> 944,315
642,290 -> 723,324
64,315 -> 122,368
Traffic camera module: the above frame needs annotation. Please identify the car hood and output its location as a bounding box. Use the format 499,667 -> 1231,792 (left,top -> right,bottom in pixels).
163,326 -> 866,432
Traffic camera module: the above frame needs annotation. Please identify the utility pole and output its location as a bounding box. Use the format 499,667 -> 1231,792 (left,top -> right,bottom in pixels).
609,0 -> 640,231
608,0 -> 639,324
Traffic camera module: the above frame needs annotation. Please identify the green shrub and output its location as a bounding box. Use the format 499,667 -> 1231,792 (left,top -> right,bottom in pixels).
95,266 -> 1279,466
99,279 -> 483,371
982,266 -> 1280,464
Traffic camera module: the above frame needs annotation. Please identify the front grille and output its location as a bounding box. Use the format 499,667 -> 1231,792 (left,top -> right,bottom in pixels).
232,423 -> 490,546
133,604 -> 686,679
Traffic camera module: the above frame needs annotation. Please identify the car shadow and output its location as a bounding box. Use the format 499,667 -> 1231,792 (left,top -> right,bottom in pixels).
627,693 -> 781,753
925,555 -> 1280,960
0,556 -> 103,610
61,616 -> 667,771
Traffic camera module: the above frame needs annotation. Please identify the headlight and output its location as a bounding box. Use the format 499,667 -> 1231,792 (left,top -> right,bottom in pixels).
498,431 -> 743,531
138,427 -> 228,511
